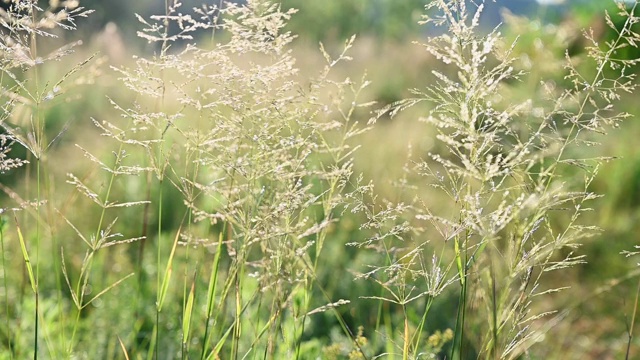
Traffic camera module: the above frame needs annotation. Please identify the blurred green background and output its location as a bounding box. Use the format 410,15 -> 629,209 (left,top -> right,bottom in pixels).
1,0 -> 640,358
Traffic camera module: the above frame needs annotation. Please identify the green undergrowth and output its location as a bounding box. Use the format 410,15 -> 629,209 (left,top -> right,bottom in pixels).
1,1 -> 640,359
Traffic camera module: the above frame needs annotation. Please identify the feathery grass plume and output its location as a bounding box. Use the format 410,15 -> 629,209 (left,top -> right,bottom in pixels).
0,0 -> 94,159
100,0 -> 374,357
356,0 -> 640,358
2,0 -> 638,358
0,135 -> 27,173
0,0 -> 99,358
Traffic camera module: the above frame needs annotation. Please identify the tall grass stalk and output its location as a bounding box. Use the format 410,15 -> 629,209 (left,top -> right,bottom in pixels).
1,0 -> 639,358
0,1 -> 94,357
358,0 -> 640,358
101,0 -> 375,357
0,215 -> 10,358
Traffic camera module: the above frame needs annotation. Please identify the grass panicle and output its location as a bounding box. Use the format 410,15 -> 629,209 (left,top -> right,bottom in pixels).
0,0 -> 639,359
358,0 -> 640,358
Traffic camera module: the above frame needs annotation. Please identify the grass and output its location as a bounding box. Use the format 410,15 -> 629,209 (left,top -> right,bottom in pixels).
1,0 -> 640,359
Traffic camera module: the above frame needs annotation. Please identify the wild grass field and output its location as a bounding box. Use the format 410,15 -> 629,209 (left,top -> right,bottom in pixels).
1,0 -> 640,359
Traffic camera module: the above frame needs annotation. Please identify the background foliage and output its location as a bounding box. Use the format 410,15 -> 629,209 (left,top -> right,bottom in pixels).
1,0 -> 640,359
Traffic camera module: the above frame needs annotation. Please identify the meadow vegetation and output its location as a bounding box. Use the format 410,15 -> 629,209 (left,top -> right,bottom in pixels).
1,0 -> 640,359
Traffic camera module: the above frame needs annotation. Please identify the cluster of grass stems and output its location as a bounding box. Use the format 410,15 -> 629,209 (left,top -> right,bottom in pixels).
0,0 -> 639,359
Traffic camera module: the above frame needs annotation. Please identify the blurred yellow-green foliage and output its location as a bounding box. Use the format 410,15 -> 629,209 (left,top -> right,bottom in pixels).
1,1 -> 640,359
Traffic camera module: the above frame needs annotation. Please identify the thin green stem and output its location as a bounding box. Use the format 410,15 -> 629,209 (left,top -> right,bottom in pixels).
0,218 -> 13,359
625,277 -> 640,360
411,297 -> 434,353
154,177 -> 163,360
232,254 -> 244,360
31,4 -> 41,355
200,231 -> 225,360
67,146 -> 121,354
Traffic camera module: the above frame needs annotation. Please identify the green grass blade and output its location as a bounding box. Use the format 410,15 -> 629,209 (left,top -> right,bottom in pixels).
210,325 -> 234,359
117,336 -> 131,360
158,227 -> 181,311
83,273 -> 135,308
200,232 -> 225,360
182,274 -> 196,348
454,236 -> 464,286
15,216 -> 36,293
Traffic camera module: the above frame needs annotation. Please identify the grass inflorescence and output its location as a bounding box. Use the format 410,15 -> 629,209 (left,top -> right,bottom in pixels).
0,0 -> 639,359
